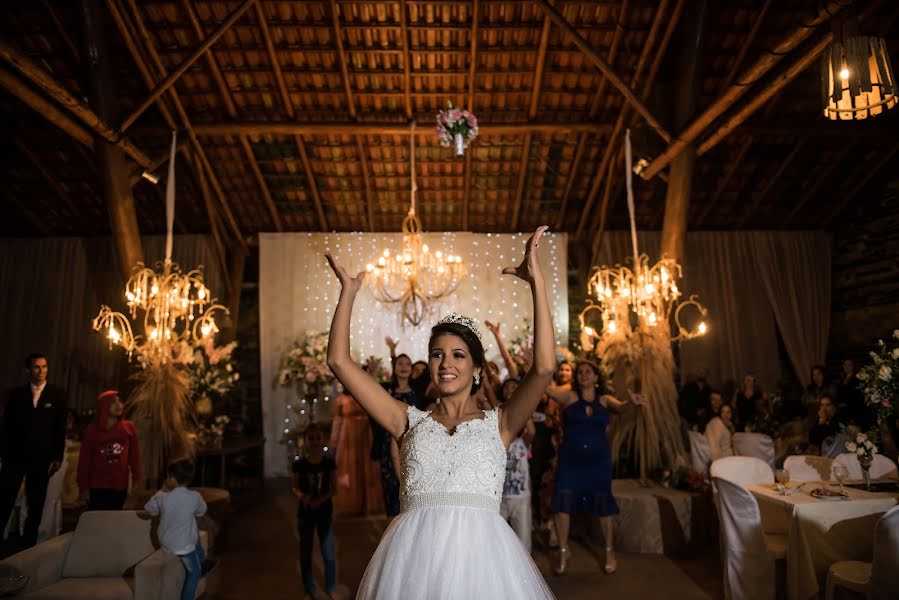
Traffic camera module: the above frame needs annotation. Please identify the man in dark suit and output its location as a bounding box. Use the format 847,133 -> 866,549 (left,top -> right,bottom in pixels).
0,353 -> 67,548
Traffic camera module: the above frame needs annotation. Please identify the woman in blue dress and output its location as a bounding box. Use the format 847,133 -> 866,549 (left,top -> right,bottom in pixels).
546,360 -> 630,575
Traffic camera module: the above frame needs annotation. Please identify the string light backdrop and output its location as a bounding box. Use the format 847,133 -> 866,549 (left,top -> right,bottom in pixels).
259,231 -> 568,476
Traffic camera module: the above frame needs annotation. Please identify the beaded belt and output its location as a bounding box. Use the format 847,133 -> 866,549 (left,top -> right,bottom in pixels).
402,492 -> 501,513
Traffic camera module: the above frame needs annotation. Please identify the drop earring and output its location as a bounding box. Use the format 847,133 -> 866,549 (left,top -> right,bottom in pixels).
474,372 -> 481,385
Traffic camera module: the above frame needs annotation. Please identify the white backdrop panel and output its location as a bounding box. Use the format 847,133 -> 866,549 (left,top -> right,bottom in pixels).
259,232 -> 568,476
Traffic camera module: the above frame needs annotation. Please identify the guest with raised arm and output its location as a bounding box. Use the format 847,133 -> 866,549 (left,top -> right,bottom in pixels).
324,227 -> 556,599
485,320 -> 521,381
545,360 -> 629,576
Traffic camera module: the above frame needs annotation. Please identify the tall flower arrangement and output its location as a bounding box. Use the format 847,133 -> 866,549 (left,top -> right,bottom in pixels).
175,341 -> 239,403
857,329 -> 899,426
277,331 -> 336,460
436,101 -> 479,156
846,432 -> 879,489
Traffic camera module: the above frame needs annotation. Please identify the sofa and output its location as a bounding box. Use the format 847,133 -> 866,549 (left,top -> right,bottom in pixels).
0,510 -> 207,600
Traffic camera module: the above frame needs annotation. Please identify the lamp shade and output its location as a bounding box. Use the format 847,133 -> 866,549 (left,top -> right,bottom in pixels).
822,36 -> 897,120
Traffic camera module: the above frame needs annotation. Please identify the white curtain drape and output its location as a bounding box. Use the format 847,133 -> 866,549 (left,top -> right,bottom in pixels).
0,235 -> 224,413
259,232 -> 569,476
595,231 -> 831,393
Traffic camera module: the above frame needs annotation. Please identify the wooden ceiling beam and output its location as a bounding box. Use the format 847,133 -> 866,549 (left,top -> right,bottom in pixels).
183,0 -> 281,231
15,138 -> 80,218
329,0 -> 357,120
399,0 -> 412,120
719,0 -> 772,92
462,0 -> 479,231
113,0 -> 243,245
824,143 -> 899,226
534,0 -> 671,144
784,142 -> 856,225
0,40 -> 150,167
119,0 -> 258,133
193,122 -> 610,136
640,0 -> 848,180
0,67 -> 94,150
576,0 -> 675,240
253,1 -> 326,232
558,0 -> 629,232
736,138 -> 805,228
694,137 -> 751,227
356,138 -> 375,232
40,0 -> 80,63
696,34 -> 834,157
512,133 -> 532,231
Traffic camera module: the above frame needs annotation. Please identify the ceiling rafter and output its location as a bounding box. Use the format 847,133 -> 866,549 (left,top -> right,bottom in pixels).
109,0 -> 243,246
120,0 -> 258,133
193,122 -> 610,136
182,0 -> 282,232
462,0 -> 480,232
694,138 -> 751,228
578,0 -> 674,240
736,138 -> 806,228
15,138 -> 79,219
399,0 -> 413,121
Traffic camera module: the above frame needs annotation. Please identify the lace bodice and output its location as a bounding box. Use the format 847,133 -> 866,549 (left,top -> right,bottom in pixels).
399,405 -> 507,511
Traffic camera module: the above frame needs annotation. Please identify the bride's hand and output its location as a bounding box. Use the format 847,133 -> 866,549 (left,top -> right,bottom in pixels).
325,252 -> 366,294
502,225 -> 548,283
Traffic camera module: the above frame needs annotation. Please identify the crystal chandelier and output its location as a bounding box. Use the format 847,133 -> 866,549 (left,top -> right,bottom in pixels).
93,132 -> 227,368
579,131 -> 709,349
365,122 -> 466,326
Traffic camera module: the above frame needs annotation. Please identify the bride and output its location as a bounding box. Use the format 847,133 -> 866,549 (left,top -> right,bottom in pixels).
325,226 -> 556,599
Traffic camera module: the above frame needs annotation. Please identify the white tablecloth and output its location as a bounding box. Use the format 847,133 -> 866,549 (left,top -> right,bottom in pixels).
611,479 -> 694,554
749,482 -> 899,600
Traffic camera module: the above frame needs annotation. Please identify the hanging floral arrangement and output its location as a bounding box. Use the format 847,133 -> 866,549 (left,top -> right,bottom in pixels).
436,101 -> 479,156
857,329 -> 899,427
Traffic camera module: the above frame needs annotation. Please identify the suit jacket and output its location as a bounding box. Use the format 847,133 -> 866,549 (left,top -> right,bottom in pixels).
0,383 -> 67,465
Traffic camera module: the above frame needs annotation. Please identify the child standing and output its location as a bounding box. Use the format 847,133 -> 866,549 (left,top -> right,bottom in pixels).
499,378 -> 535,553
292,424 -> 337,600
144,460 -> 207,600
77,390 -> 142,510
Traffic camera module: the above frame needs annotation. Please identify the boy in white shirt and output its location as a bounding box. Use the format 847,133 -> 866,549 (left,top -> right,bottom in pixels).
144,460 -> 208,600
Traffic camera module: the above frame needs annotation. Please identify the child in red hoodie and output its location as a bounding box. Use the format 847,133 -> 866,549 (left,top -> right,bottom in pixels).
77,390 -> 142,510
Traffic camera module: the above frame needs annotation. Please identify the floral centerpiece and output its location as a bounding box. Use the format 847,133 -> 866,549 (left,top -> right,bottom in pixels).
175,340 -> 239,415
656,466 -> 706,492
846,432 -> 879,489
436,101 -> 479,156
857,329 -> 899,426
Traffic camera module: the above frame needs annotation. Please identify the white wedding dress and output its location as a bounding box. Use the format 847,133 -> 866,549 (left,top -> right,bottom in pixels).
357,405 -> 555,599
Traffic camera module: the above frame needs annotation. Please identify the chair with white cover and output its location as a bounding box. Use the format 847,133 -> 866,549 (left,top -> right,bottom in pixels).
689,431 -> 713,474
711,456 -> 775,486
732,433 -> 776,471
714,477 -> 787,600
783,455 -> 834,482
834,453 -> 899,481
825,504 -> 899,600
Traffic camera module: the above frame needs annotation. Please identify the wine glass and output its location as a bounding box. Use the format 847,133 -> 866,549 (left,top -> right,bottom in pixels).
833,465 -> 849,495
776,469 -> 791,494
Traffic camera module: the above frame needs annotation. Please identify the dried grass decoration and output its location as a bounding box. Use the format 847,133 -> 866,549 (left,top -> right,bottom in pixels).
128,363 -> 195,486
600,328 -> 685,480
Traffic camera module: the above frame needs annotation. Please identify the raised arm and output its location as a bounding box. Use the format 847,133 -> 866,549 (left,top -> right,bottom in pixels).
498,226 -> 556,446
485,321 -> 519,381
545,382 -> 577,407
600,393 -> 631,414
325,253 -> 409,439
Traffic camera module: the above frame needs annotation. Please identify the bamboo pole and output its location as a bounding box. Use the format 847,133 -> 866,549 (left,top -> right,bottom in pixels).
533,0 -> 671,144
119,0 -> 258,132
639,0 -> 847,180
193,122 -> 610,136
0,39 -> 150,166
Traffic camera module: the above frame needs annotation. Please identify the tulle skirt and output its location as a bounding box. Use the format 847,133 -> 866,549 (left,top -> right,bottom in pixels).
357,505 -> 555,599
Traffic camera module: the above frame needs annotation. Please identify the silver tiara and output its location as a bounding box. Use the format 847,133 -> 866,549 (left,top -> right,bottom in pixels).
437,313 -> 482,340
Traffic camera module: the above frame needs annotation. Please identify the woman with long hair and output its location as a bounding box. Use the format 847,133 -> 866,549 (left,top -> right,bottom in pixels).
546,360 -> 629,575
325,227 -> 555,598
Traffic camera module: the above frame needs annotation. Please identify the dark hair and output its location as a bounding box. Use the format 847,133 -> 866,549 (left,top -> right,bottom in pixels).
573,360 -> 605,393
554,361 -> 572,385
810,365 -> 827,380
390,353 -> 412,390
24,353 -> 47,369
167,459 -> 195,486
500,378 -> 518,402
429,321 -> 486,393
